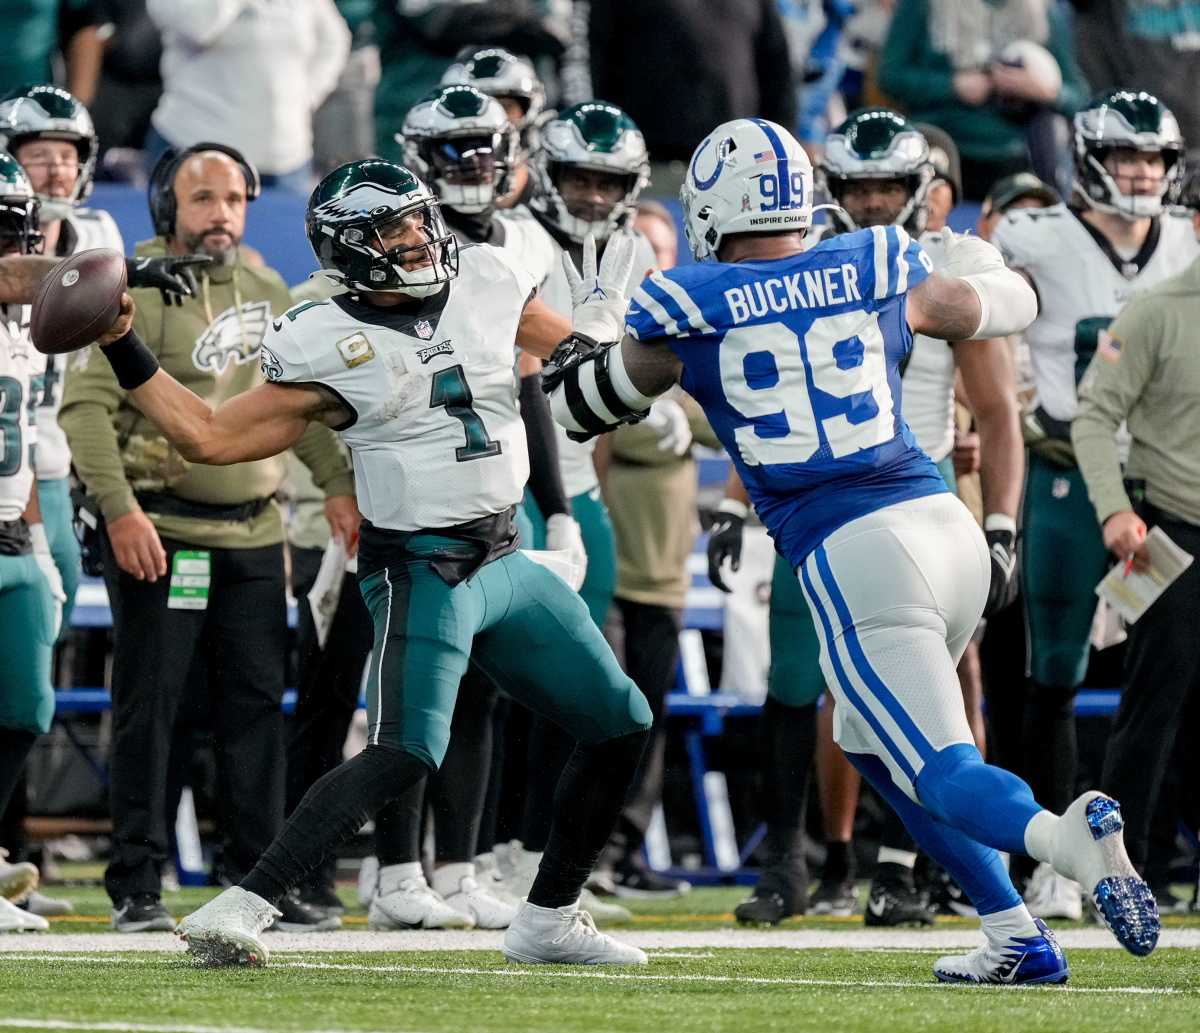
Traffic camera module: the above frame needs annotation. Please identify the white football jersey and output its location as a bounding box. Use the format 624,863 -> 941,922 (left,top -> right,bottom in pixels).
261,242 -> 536,532
0,315 -> 37,521
514,210 -> 658,497
902,229 -> 957,462
993,204 -> 1199,422
36,207 -> 126,480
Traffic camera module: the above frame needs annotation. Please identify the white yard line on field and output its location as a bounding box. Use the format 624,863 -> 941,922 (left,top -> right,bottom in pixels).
0,1021 -> 414,1033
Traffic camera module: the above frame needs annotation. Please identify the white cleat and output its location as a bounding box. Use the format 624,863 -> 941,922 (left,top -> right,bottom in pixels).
176,887 -> 280,967
357,855 -> 380,907
934,918 -> 1069,985
20,890 -> 74,916
0,849 -> 38,902
443,875 -> 518,930
1049,791 -> 1159,956
579,887 -> 633,926
1023,862 -> 1083,921
502,900 -> 647,966
368,875 -> 474,930
0,896 -> 49,932
474,853 -> 523,909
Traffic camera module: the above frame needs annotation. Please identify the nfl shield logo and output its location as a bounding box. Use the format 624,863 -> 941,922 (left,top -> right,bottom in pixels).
414,319 -> 434,340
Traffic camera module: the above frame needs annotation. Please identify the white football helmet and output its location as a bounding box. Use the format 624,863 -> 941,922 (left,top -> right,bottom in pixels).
440,47 -> 546,138
681,118 -> 813,262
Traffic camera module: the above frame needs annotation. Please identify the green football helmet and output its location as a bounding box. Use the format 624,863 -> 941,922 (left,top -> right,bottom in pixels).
440,46 -> 546,138
819,108 -> 935,235
306,159 -> 458,298
400,85 -> 518,215
1073,89 -> 1185,219
0,151 -> 42,256
0,83 -> 97,222
529,101 -> 649,243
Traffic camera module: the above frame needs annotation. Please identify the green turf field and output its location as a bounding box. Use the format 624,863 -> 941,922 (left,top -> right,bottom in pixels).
2,885 -> 1197,1033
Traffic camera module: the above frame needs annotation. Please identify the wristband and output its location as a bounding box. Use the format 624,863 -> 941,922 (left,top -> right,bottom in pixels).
983,513 -> 1017,535
717,498 -> 750,520
101,328 -> 159,390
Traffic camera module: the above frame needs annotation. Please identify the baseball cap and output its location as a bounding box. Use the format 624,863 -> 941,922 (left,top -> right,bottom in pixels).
983,172 -> 1059,215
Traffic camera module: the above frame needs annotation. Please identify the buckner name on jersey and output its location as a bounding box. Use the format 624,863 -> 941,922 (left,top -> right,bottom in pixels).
626,224 -> 945,569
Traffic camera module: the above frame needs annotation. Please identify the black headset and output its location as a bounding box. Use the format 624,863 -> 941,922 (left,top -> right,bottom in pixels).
147,141 -> 262,238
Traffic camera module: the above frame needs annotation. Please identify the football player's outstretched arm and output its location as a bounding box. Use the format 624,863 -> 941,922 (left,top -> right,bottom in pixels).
95,294 -> 349,465
954,337 -> 1023,521
515,295 -> 573,360
908,232 -> 1037,342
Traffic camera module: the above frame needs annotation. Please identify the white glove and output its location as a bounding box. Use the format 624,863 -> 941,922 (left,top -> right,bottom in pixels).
30,522 -> 65,638
544,512 -> 588,592
939,228 -> 1006,278
644,398 -> 693,456
562,231 -> 637,344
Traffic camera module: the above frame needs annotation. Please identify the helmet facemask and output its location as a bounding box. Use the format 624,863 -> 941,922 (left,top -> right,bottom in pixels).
415,129 -> 515,214
0,196 -> 41,256
821,167 -> 934,236
543,161 -> 641,243
1077,145 -> 1182,220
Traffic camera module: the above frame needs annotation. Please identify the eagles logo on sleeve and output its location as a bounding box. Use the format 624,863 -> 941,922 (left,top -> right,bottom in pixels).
259,344 -> 284,382
191,301 -> 273,375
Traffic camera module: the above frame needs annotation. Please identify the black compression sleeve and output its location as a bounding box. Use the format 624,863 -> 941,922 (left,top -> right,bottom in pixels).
99,328 -> 159,390
519,372 -> 570,518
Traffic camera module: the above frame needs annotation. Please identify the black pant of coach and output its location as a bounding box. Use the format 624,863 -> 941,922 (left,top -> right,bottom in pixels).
100,504 -> 288,904
1101,505 -> 1200,875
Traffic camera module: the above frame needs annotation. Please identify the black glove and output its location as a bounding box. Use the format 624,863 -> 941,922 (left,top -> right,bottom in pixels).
706,504 -> 747,593
126,255 -> 212,306
984,525 -> 1018,617
540,333 -> 600,393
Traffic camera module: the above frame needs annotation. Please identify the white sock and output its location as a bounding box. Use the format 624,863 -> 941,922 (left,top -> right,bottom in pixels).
980,902 -> 1040,943
877,847 -> 918,868
378,862 -> 424,896
432,862 -> 474,898
1023,810 -> 1058,866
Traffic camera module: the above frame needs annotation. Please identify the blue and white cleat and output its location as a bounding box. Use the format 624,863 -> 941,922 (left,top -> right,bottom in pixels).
1052,791 -> 1159,957
934,919 -> 1069,985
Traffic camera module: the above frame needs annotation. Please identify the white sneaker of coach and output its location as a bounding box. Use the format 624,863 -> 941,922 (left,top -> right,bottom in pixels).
0,896 -> 49,932
441,874 -> 519,930
1023,862 -> 1083,921
368,864 -> 474,930
0,848 -> 38,902
176,886 -> 281,966
502,899 -> 647,965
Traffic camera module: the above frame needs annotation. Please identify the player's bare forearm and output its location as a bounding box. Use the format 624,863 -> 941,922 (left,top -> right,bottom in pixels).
722,467 -> 751,507
955,337 -> 1023,519
619,335 -> 682,398
517,296 -> 572,359
908,274 -> 982,343
0,255 -> 58,303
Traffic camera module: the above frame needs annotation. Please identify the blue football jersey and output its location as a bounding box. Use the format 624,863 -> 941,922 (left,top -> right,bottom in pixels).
625,225 -> 948,568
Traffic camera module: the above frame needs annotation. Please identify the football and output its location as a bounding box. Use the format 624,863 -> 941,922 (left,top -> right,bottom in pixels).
30,247 -> 127,355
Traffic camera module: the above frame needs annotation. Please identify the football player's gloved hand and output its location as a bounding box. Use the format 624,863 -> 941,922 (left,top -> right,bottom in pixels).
544,512 -> 588,591
30,522 -> 66,637
983,514 -> 1018,618
707,499 -> 748,593
126,255 -> 211,307
541,333 -> 600,394
644,397 -> 692,456
562,230 -> 636,345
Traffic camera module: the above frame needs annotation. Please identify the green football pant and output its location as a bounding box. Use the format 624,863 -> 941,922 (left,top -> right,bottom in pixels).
36,477 -> 80,636
0,552 -> 56,734
767,554 -> 827,708
1021,452 -> 1110,688
358,542 -> 651,770
525,487 -> 616,628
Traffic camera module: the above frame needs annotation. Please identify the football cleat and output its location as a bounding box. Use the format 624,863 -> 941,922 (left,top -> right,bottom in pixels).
502,900 -> 647,966
20,890 -> 74,917
0,849 -> 39,902
864,869 -> 936,927
924,865 -> 977,918
1050,792 -> 1159,956
809,878 -> 858,916
610,863 -> 691,900
579,887 -> 633,926
268,889 -> 341,932
735,861 -> 806,926
0,896 -> 49,932
111,893 -> 176,933
367,875 -> 474,930
735,891 -> 789,927
934,918 -> 1069,985
442,875 -> 518,930
1024,862 -> 1083,921
176,887 -> 280,966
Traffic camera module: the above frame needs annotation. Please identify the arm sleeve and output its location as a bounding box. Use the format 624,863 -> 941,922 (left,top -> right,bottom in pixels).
145,0 -> 251,46
877,0 -> 956,110
519,372 -> 569,518
291,420 -> 355,499
57,313 -> 148,522
1071,307 -> 1157,524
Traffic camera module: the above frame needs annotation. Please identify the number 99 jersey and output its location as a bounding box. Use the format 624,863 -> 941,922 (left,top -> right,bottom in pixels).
261,242 -> 535,532
625,224 -> 948,568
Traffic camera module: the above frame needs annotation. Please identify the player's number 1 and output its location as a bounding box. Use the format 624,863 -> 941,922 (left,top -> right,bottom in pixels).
429,364 -> 502,463
720,311 -> 895,465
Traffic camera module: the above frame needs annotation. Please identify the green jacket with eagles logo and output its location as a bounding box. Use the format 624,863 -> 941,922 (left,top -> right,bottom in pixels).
59,238 -> 354,550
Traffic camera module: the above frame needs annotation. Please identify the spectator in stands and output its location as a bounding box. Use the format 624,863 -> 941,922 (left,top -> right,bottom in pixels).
144,0 -> 351,192
879,0 -> 1089,199
590,0 -> 795,191
89,1 -> 164,170
372,1 -> 567,163
1072,172 -> 1200,912
312,1 -> 380,177
0,1 -> 105,104
58,144 -> 356,933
